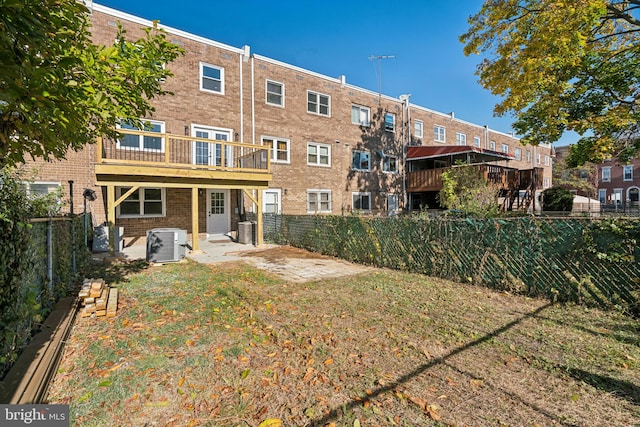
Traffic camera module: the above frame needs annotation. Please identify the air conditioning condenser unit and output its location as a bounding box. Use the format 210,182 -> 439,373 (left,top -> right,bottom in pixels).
146,228 -> 187,262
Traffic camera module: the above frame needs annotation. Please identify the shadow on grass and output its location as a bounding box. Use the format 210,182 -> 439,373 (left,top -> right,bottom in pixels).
561,366 -> 640,406
308,302 -> 582,427
534,314 -> 640,348
82,259 -> 149,286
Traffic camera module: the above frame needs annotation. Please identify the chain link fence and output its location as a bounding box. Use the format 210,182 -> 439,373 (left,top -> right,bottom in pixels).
263,214 -> 640,316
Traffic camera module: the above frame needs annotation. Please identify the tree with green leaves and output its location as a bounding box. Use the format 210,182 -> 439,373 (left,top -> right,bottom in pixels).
461,0 -> 640,166
438,164 -> 501,217
0,0 -> 183,167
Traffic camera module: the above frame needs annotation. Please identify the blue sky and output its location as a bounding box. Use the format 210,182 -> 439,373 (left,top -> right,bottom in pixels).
95,0 -> 575,146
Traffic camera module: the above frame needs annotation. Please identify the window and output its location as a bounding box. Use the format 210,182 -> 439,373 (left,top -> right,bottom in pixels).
307,190 -> 331,213
384,113 -> 395,132
536,153 -> 541,165
117,187 -> 165,218
598,189 -> 607,204
526,150 -> 531,162
489,141 -> 496,151
601,166 -> 611,182
383,155 -> 398,173
266,80 -> 284,106
352,192 -> 371,212
501,143 -> 509,154
415,120 -> 424,138
543,177 -> 550,188
192,125 -> 232,166
624,165 -> 633,181
351,105 -> 370,126
117,119 -> 165,151
26,181 -> 61,196
515,148 -> 522,160
307,90 -> 330,116
262,136 -> 290,163
200,62 -> 224,94
434,125 -> 445,142
352,150 -> 370,171
387,194 -> 398,214
580,170 -> 589,179
614,188 -> 623,205
456,132 -> 467,146
307,142 -> 331,166
263,189 -> 281,214
544,155 -> 550,166
473,136 -> 481,147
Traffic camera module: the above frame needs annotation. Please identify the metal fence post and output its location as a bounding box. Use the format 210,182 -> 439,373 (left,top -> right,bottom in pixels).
47,218 -> 53,296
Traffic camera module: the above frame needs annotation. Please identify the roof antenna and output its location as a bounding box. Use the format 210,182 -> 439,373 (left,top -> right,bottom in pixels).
369,55 -> 396,104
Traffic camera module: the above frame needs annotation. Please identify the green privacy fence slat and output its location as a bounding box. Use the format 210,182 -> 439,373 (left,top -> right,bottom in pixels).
263,214 -> 640,316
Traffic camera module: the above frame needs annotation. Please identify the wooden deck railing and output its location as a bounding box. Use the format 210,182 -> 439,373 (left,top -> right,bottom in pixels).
407,164 -> 542,192
97,130 -> 270,174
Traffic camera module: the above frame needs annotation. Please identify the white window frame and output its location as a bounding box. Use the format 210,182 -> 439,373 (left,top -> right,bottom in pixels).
434,125 -> 446,143
352,192 -> 372,212
614,188 -> 623,205
383,155 -> 398,173
473,136 -> 481,147
456,132 -> 467,146
415,120 -> 424,138
536,153 -> 541,165
543,177 -> 550,188
544,155 -> 550,166
265,79 -> 284,107
501,143 -> 509,154
623,165 -> 633,181
515,148 -> 522,160
489,140 -> 496,151
387,194 -> 398,213
307,142 -> 331,167
598,189 -> 607,204
117,119 -> 165,152
351,105 -> 370,126
307,90 -> 330,116
352,150 -> 370,171
526,150 -> 531,162
262,136 -> 290,164
601,166 -> 611,182
116,187 -> 166,218
200,62 -> 224,95
351,191 -> 371,212
307,189 -> 332,213
384,113 -> 396,132
25,181 -> 61,196
262,189 -> 282,214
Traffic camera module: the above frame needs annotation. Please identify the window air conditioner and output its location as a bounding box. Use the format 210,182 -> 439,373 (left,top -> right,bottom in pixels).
146,228 -> 187,262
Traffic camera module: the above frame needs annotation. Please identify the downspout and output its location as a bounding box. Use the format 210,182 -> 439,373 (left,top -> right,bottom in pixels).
251,55 -> 255,145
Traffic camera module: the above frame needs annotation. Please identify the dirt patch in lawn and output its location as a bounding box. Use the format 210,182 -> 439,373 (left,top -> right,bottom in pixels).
47,253 -> 639,427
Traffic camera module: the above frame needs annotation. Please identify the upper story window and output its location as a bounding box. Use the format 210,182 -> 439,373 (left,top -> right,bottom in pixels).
383,155 -> 398,173
536,153 -> 541,165
601,167 -> 611,182
515,148 -> 522,160
307,90 -> 330,116
262,136 -> 290,163
307,142 -> 331,166
266,80 -> 284,107
117,187 -> 165,218
200,62 -> 224,94
623,165 -> 633,181
456,132 -> 467,146
117,119 -> 165,152
473,136 -> 481,147
526,150 -> 531,162
351,105 -> 370,126
415,120 -> 424,138
384,113 -> 396,132
352,150 -> 370,171
434,125 -> 445,143
544,155 -> 550,166
501,143 -> 509,154
489,140 -> 496,151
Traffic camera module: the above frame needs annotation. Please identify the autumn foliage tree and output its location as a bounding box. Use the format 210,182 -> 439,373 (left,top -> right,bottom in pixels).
0,0 -> 183,167
461,1 -> 640,166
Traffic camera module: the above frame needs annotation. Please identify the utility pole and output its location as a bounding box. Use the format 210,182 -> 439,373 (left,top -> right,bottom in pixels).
369,55 -> 396,103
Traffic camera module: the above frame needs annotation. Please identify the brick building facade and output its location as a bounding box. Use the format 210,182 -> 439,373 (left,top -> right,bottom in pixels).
23,3 -> 553,244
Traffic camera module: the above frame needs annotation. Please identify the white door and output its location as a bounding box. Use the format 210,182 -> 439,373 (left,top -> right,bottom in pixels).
206,189 -> 229,234
192,125 -> 232,166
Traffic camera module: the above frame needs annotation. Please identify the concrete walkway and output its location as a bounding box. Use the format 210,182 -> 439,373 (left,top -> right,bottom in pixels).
117,237 -> 373,283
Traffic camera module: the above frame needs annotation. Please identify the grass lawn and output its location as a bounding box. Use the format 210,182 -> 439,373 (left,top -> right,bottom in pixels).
47,256 -> 639,426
